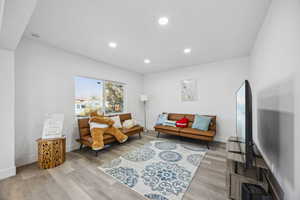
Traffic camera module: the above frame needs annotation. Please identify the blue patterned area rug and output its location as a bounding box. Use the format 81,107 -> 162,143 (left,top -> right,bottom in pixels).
98,140 -> 207,200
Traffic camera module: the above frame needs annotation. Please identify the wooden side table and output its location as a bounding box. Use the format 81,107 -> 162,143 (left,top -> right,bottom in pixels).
36,136 -> 66,169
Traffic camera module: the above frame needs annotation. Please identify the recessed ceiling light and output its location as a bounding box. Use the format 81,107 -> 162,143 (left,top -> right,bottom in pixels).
158,17 -> 169,26
108,42 -> 117,48
144,59 -> 151,64
184,48 -> 192,54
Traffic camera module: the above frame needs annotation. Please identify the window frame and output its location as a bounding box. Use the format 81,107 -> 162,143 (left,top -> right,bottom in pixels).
74,75 -> 127,117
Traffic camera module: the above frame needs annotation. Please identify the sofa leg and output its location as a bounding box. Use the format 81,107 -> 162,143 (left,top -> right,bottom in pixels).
79,144 -> 83,150
206,142 -> 210,150
139,132 -> 142,139
95,151 -> 98,157
157,132 -> 160,138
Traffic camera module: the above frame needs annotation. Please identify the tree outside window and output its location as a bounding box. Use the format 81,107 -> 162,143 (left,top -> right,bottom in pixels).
104,81 -> 124,114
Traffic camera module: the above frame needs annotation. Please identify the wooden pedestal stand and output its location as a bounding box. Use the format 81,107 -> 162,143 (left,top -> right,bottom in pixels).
226,136 -> 269,200
36,136 -> 66,169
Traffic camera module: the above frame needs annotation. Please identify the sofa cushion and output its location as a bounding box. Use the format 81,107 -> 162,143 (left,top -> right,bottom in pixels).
81,134 -> 114,144
156,113 -> 168,125
81,135 -> 93,144
168,113 -> 185,121
154,125 -> 181,132
184,114 -> 195,128
163,120 -> 177,127
79,127 -> 91,137
192,114 -> 212,131
120,125 -> 143,134
123,119 -> 137,129
89,122 -> 109,129
78,118 -> 91,136
208,116 -> 217,131
180,128 -> 215,137
110,115 -> 122,128
184,114 -> 195,122
118,113 -> 132,124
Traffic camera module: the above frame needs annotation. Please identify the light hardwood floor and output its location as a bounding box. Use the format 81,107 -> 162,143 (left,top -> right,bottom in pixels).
0,132 -> 228,200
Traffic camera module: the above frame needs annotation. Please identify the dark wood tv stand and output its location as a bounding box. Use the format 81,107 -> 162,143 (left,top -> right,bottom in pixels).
226,136 -> 269,199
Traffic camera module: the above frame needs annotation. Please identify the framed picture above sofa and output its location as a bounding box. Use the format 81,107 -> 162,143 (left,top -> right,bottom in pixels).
181,79 -> 198,101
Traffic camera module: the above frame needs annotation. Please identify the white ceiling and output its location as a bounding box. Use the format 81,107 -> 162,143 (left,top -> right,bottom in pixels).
25,0 -> 271,74
0,0 -> 37,50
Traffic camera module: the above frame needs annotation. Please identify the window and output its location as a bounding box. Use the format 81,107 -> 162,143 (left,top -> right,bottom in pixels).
74,76 -> 125,117
104,81 -> 125,114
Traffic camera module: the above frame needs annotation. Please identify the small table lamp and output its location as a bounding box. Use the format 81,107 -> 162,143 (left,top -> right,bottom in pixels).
140,95 -> 148,132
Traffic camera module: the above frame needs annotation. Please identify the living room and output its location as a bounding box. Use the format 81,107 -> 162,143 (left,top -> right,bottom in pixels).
0,0 -> 299,200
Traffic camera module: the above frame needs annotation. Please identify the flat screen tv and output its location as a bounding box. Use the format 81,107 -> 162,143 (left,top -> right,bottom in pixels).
236,80 -> 253,168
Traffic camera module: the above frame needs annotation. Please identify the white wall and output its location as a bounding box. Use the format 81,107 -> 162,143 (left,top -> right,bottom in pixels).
249,0 -> 300,199
0,0 -> 5,31
144,57 -> 249,142
0,48 -> 15,180
15,38 -> 144,166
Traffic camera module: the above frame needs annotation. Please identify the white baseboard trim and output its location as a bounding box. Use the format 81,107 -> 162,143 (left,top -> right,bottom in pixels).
16,143 -> 81,167
214,136 -> 227,143
16,154 -> 37,167
67,143 -> 80,152
0,166 -> 16,180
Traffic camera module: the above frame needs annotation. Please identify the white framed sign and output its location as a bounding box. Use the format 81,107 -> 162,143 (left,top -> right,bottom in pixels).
42,113 -> 64,139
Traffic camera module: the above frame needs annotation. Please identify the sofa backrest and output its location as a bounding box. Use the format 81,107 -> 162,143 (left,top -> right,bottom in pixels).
168,113 -> 185,121
168,113 -> 216,132
78,113 -> 132,137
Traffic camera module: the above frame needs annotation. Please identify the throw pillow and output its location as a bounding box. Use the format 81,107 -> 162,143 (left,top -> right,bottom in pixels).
123,119 -> 137,129
89,122 -> 109,130
156,113 -> 168,125
192,114 -> 212,131
163,120 -> 177,127
176,117 -> 189,128
110,115 -> 122,128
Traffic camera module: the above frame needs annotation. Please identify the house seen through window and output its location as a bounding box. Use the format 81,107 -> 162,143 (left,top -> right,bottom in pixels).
75,76 -> 125,117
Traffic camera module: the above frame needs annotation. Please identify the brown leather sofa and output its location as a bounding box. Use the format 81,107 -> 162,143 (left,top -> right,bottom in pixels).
154,113 -> 216,148
77,113 -> 143,155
